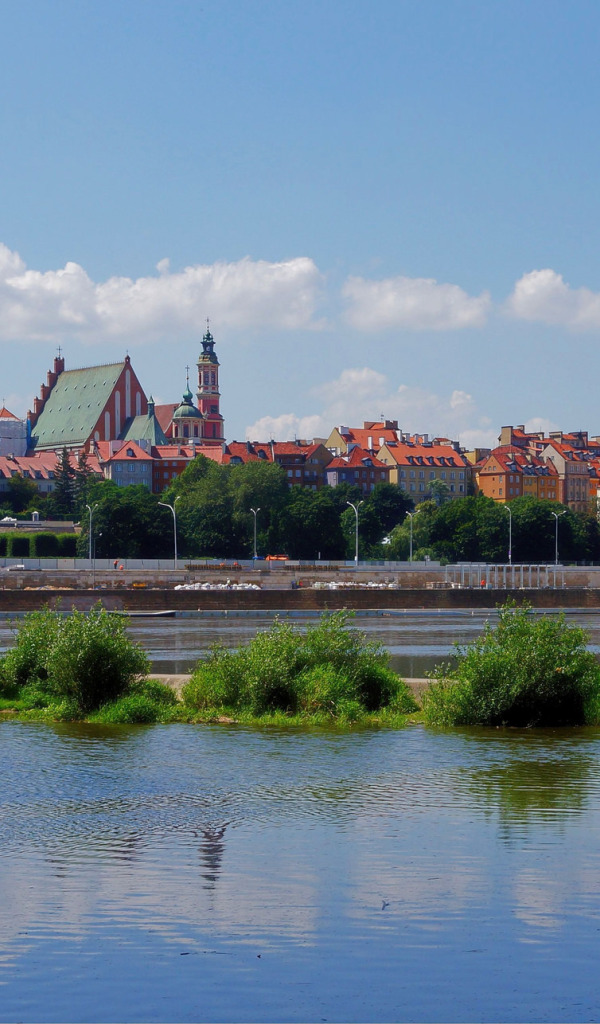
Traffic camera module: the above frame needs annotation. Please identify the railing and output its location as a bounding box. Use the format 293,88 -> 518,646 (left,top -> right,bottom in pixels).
444,563 -> 566,589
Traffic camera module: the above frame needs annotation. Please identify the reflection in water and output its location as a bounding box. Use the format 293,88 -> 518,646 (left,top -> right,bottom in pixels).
2,720 -> 600,1021
197,822 -> 228,889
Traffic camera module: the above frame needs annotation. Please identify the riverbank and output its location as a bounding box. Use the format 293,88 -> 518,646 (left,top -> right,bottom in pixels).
0,586 -> 599,612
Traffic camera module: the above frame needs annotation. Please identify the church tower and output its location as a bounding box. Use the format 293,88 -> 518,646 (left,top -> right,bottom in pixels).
197,322 -> 225,445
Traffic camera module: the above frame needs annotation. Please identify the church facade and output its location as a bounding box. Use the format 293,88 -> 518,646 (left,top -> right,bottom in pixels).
27,327 -> 225,453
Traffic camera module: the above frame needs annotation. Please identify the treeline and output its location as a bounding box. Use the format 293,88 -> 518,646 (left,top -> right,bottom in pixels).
387,494 -> 600,563
75,458 -> 412,560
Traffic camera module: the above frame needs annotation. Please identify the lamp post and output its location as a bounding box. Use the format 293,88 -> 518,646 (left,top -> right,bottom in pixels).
85,503 -> 98,589
250,507 -> 260,561
158,496 -> 180,570
346,500 -> 363,566
551,509 -> 567,565
503,504 -> 512,565
406,509 -> 420,562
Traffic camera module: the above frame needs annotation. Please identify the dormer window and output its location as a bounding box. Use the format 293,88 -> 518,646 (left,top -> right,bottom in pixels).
126,448 -> 135,457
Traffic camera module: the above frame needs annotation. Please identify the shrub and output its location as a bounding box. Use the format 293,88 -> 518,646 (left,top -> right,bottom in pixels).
183,612 -> 417,721
93,694 -> 163,724
0,535 -> 7,556
48,607 -> 150,712
0,605 -> 149,713
423,601 -> 600,727
7,534 -> 30,558
1,607 -> 62,690
30,532 -> 59,557
57,534 -> 77,556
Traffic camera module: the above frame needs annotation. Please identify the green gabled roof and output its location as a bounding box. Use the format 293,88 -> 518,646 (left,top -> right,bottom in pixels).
120,411 -> 168,446
31,362 -> 125,449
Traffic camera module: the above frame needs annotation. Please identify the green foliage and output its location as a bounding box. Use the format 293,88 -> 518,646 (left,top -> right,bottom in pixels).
282,487 -> 346,559
183,612 -> 418,721
7,533 -> 30,558
77,483 -> 173,559
29,532 -> 59,557
47,447 -> 76,518
423,601 -> 600,727
91,681 -> 177,724
57,533 -> 77,556
340,484 -> 413,557
7,474 -> 39,513
0,535 -> 7,556
0,605 -> 149,713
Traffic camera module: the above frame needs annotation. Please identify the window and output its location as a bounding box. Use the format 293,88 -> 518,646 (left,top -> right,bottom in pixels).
459,471 -> 464,479
400,469 -> 406,478
459,484 -> 464,492
410,483 -> 415,491
441,471 -> 446,480
429,471 -> 435,479
450,471 -> 455,480
419,470 -> 424,479
409,470 -> 415,479
419,483 -> 424,491
295,469 -> 301,477
287,470 -> 293,477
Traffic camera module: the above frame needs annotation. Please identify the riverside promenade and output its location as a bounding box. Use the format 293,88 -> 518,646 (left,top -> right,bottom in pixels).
1,561 -> 599,611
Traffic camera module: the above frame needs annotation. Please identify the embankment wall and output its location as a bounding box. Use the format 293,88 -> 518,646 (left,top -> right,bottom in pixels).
0,588 -> 599,612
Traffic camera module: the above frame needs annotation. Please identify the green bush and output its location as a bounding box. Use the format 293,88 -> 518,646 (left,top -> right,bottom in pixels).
423,601 -> 600,727
57,534 -> 77,556
7,534 -> 30,558
30,532 -> 59,557
0,605 -> 149,713
0,535 -> 7,556
183,612 -> 417,721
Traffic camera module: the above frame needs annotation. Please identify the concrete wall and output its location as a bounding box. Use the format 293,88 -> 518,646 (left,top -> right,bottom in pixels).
0,587 -> 598,613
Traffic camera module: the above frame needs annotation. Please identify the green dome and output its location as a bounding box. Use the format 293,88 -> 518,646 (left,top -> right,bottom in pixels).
172,380 -> 203,421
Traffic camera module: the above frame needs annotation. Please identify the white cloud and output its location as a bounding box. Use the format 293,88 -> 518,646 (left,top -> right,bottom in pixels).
508,269 -> 600,329
342,274 -> 490,331
245,366 -> 497,447
0,243 -> 324,342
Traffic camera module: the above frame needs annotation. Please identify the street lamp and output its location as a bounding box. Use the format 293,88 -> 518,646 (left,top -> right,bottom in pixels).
250,507 -> 260,561
551,509 -> 567,565
158,496 -> 180,570
85,502 -> 98,588
406,509 -> 420,562
346,501 -> 363,566
503,504 -> 512,565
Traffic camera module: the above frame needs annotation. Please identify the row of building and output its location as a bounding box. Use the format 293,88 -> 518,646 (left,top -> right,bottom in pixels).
0,332 -> 599,514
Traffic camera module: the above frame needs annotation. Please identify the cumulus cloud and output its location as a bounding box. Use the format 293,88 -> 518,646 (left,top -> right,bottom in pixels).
245,366 -> 497,447
0,243 -> 323,342
508,269 -> 600,329
342,274 -> 490,331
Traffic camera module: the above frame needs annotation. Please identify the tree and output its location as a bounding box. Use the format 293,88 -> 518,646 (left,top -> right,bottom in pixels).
282,487 -> 346,559
7,474 -> 39,513
49,448 -> 76,518
77,483 -> 172,559
73,449 -> 95,514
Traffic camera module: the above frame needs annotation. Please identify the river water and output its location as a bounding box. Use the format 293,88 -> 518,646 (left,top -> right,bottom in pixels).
2,609 -> 600,1022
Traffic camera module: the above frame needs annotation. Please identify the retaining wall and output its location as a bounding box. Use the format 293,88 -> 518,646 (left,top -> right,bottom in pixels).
0,587 -> 598,612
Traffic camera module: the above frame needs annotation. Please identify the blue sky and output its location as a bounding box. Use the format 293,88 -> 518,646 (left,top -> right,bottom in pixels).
2,0 -> 600,446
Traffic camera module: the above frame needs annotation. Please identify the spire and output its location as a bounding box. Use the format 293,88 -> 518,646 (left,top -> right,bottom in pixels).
202,318 -> 215,357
